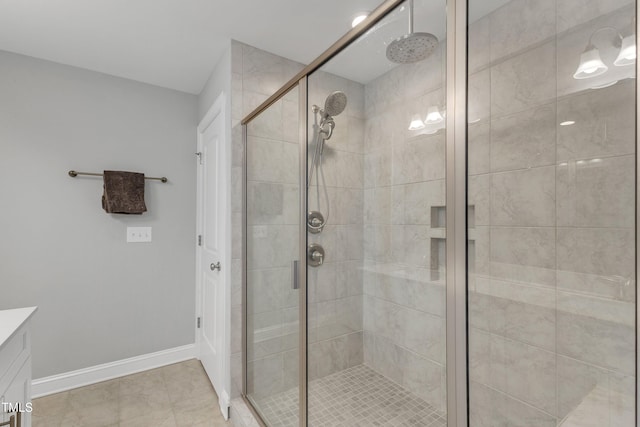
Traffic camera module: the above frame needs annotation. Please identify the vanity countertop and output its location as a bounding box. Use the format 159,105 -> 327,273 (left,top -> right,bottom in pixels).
0,307 -> 37,350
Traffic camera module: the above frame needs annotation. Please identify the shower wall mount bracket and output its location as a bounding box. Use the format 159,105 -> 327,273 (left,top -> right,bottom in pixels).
307,211 -> 325,234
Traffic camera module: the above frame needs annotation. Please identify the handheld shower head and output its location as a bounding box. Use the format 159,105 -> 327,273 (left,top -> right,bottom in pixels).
323,91 -> 347,118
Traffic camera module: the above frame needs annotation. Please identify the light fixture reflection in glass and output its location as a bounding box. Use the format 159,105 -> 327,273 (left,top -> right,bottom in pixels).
573,45 -> 608,79
590,80 -> 619,89
351,13 -> 369,28
425,106 -> 444,125
614,34 -> 636,66
560,120 -> 576,126
408,114 -> 425,130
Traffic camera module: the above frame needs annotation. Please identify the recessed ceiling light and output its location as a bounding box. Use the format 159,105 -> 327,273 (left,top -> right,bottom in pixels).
351,12 -> 369,28
560,120 -> 575,126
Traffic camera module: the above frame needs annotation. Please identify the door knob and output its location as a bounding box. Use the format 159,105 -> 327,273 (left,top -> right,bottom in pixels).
210,262 -> 221,271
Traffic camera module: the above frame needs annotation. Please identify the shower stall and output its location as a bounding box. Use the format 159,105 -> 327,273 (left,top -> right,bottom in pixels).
241,0 -> 638,425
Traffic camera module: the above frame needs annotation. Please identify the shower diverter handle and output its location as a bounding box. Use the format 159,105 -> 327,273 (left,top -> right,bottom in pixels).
308,243 -> 325,267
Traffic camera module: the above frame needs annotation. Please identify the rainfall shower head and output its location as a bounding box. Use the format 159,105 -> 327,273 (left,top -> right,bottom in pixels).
386,0 -> 438,64
387,32 -> 438,63
323,91 -> 347,117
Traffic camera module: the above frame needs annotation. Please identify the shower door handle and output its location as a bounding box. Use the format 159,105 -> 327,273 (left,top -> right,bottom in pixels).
291,260 -> 299,290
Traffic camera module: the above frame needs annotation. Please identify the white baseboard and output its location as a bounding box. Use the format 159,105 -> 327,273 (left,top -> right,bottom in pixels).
32,343 -> 196,398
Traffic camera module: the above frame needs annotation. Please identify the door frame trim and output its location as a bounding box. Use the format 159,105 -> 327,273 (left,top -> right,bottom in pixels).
196,91 -> 231,417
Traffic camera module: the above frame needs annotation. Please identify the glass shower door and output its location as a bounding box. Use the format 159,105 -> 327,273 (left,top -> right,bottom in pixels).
305,1 -> 448,425
467,0 -> 637,425
245,85 -> 301,426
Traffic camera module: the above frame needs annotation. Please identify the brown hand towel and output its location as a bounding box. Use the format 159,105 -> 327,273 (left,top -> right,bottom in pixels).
102,170 -> 147,214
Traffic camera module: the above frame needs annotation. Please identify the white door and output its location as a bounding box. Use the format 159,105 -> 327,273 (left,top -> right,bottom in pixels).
196,95 -> 230,419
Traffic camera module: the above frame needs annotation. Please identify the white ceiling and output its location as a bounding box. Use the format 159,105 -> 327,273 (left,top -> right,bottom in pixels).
0,0 -> 508,94
0,0 -> 381,94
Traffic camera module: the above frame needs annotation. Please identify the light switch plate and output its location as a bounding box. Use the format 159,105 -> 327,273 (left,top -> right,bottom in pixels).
127,227 -> 152,243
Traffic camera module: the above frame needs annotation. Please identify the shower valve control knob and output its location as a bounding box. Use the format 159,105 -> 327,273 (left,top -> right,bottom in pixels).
308,244 -> 325,267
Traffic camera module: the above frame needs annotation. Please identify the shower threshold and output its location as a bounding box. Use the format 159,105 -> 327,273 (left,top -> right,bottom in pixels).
254,364 -> 446,427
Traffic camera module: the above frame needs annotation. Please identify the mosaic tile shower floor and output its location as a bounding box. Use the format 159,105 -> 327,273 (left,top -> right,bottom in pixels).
254,364 -> 446,427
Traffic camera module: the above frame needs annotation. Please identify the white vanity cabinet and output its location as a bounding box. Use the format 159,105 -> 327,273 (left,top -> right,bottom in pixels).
0,308 -> 36,427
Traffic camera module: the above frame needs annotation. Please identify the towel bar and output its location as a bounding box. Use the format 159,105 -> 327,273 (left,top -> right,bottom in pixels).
68,170 -> 168,183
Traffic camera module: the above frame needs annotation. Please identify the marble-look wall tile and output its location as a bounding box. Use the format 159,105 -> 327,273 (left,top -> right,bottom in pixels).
242,44 -> 289,98
364,187 -> 392,224
489,0 -> 556,61
404,179 -> 446,225
490,227 -> 556,270
247,354 -> 283,398
556,269 -> 635,302
232,125 -> 244,167
468,174 -> 490,226
246,91 -> 283,140
490,41 -> 556,117
364,146 -> 392,189
282,350 -> 299,391
502,339 -> 557,414
401,307 -> 445,363
491,166 -> 556,226
468,15 -> 490,73
557,306 -> 635,376
247,137 -> 298,184
468,69 -> 491,124
402,350 -> 445,411
557,227 -> 635,278
246,267 -> 287,314
557,355 -> 609,420
557,0 -> 634,33
609,373 -> 636,425
557,155 -> 634,228
490,261 -> 557,289
232,73 -> 243,123
309,335 -> 347,380
470,226 -> 491,278
473,279 -> 556,351
468,121 -> 491,176
490,103 -> 556,172
556,81 -> 636,161
247,224 -> 298,269
392,134 -> 445,185
470,382 -> 557,427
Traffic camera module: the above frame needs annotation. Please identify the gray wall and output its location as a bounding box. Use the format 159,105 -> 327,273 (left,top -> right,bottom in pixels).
0,51 -> 198,379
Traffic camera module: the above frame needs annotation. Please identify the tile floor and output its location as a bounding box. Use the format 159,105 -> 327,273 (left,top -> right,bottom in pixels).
32,359 -> 231,427
254,364 -> 447,427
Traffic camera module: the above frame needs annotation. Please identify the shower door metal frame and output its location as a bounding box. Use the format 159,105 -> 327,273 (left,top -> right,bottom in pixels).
636,3 -> 639,425
297,76 -> 309,427
241,0 -> 470,425
445,0 -> 468,425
